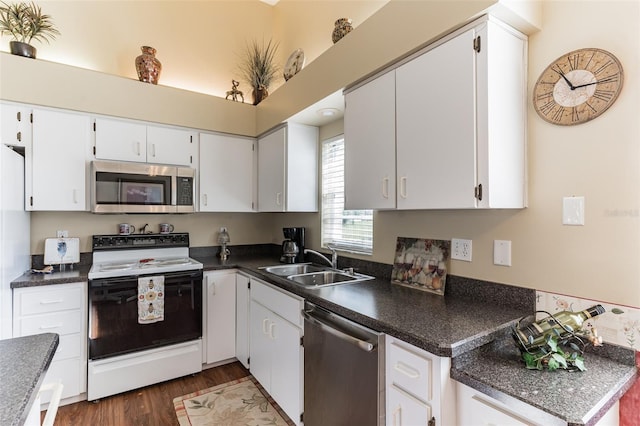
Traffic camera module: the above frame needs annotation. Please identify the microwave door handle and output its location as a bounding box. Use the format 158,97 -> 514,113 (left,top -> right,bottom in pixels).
171,170 -> 177,206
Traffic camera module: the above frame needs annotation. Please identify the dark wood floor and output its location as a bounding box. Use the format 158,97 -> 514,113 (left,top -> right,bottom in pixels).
49,361 -> 250,425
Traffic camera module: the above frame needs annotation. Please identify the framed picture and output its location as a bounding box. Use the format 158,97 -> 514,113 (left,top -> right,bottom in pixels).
121,182 -> 164,204
391,237 -> 450,296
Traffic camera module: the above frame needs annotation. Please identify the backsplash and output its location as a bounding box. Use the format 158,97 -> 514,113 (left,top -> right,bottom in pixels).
536,290 -> 640,351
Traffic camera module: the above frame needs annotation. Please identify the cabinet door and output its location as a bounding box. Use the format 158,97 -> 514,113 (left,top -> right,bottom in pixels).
457,382 -> 535,426
200,133 -> 255,212
387,385 -> 431,426
94,117 -> 147,162
249,300 -> 272,390
205,272 -> 236,364
285,123 -> 318,212
257,128 -> 286,212
235,274 -> 250,369
396,28 -> 477,209
0,103 -> 31,147
345,70 -> 396,210
147,125 -> 195,166
28,109 -> 91,211
270,314 -> 302,424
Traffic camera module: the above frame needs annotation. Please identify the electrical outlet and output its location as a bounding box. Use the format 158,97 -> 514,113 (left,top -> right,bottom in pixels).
56,230 -> 68,238
451,238 -> 472,262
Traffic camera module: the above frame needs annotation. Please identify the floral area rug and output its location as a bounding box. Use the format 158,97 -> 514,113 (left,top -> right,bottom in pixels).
173,376 -> 294,426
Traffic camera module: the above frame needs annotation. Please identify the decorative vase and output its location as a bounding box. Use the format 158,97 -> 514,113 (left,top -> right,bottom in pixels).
252,86 -> 269,105
135,46 -> 162,84
10,41 -> 36,59
332,18 -> 353,44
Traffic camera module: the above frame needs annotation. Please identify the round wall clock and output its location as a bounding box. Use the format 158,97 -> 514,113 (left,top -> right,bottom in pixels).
533,48 -> 623,125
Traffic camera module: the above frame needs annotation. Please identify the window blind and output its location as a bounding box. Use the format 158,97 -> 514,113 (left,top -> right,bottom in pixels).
321,137 -> 373,254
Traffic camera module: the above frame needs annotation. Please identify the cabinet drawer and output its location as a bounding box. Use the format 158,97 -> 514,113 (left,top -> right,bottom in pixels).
17,285 -> 83,315
388,341 -> 432,402
250,279 -> 303,327
387,385 -> 432,426
17,310 -> 81,337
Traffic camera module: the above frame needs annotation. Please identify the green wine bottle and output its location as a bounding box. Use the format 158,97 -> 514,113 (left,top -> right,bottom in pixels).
514,304 -> 605,351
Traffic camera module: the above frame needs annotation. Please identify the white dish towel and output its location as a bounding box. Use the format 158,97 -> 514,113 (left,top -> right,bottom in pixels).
138,275 -> 165,324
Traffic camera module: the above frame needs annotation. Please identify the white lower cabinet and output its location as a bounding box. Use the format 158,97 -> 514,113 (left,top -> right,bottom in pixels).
456,381 -> 619,426
13,282 -> 87,406
385,336 -> 456,426
203,270 -> 236,365
235,272 -> 250,369
249,278 -> 303,425
388,385 -> 432,426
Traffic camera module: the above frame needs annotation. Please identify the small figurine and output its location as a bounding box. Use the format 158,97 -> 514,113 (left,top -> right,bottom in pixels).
226,79 -> 244,103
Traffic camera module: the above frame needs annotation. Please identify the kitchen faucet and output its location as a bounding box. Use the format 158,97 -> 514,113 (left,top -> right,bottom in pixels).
304,244 -> 338,269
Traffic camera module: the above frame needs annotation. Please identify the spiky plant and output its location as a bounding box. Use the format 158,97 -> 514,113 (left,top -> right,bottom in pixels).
0,1 -> 60,44
239,38 -> 280,92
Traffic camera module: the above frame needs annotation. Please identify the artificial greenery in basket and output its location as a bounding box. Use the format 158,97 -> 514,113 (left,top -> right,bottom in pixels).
0,0 -> 60,59
513,313 -> 603,372
239,38 -> 280,105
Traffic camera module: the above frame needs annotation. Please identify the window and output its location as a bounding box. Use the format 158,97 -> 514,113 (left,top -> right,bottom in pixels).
321,136 -> 373,254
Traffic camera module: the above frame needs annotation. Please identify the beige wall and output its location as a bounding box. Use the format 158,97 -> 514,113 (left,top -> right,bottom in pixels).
4,1 -> 639,308
305,1 -> 640,308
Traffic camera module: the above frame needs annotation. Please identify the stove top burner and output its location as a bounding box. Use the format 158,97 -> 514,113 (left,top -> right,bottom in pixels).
88,233 -> 202,280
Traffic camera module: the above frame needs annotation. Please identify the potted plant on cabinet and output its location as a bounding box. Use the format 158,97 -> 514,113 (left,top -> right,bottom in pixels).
0,1 -> 60,59
239,38 -> 280,105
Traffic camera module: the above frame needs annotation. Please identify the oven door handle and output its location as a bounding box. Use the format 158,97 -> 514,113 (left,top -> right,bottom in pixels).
303,309 -> 375,352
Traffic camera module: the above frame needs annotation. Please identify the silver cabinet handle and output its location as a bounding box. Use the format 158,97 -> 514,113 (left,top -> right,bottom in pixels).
399,176 -> 407,199
382,177 -> 389,199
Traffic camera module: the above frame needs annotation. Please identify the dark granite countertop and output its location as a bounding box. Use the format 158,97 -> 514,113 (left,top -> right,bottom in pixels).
0,333 -> 59,426
11,252 -> 637,425
451,330 -> 638,426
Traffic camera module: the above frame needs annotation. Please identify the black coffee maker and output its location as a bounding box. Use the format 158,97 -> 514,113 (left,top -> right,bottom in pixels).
280,227 -> 305,264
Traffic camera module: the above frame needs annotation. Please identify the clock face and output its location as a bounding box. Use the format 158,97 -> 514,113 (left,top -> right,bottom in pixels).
533,48 -> 623,125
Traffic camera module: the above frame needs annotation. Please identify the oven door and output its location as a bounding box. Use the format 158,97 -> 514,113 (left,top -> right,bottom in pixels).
88,269 -> 203,360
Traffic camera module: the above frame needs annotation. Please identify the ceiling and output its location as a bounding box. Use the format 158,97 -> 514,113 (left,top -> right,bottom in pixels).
286,89 -> 345,127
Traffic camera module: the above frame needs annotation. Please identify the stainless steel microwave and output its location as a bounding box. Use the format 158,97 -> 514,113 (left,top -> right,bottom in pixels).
91,161 -> 195,213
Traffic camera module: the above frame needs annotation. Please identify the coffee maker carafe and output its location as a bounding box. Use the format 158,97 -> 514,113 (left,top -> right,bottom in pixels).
280,227 -> 305,264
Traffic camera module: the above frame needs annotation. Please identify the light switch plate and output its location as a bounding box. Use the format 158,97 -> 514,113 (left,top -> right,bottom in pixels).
494,240 -> 512,266
563,196 -> 585,225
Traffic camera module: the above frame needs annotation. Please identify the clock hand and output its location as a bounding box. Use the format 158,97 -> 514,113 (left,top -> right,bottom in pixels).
553,66 -> 575,90
572,75 -> 618,89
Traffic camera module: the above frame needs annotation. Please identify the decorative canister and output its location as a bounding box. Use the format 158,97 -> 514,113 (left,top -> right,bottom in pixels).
332,18 -> 353,44
135,46 -> 162,84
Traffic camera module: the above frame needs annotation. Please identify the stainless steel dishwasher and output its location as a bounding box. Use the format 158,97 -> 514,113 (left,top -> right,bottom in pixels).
303,301 -> 385,426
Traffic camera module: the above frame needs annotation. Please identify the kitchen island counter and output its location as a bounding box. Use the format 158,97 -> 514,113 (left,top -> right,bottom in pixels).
0,333 -> 59,426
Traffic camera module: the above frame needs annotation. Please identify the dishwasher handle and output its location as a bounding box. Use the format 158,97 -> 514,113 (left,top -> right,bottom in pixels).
303,309 -> 376,352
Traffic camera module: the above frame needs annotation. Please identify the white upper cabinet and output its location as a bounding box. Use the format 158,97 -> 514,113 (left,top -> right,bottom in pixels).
27,108 -> 91,211
344,70 -> 397,210
199,133 -> 255,212
397,18 -> 526,209
257,123 -> 318,212
0,102 -> 31,148
147,125 -> 196,166
94,117 -> 146,163
345,16 -> 527,210
396,27 -> 477,209
94,117 -> 196,166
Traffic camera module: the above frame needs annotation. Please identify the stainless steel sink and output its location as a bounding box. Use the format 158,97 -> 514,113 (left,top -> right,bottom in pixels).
260,263 -> 374,288
288,270 -> 374,288
259,263 -> 328,277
